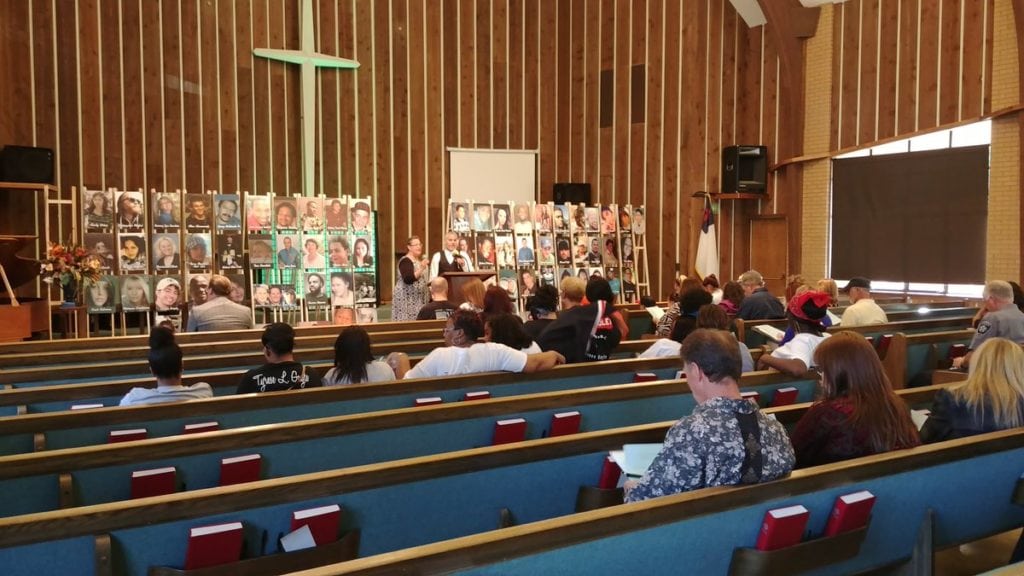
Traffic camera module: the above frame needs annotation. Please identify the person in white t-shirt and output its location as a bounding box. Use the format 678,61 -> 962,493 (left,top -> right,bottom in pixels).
322,326 -> 396,386
639,304 -> 754,372
120,327 -> 213,406
838,277 -> 888,327
485,313 -> 543,354
757,290 -> 832,377
401,309 -> 564,379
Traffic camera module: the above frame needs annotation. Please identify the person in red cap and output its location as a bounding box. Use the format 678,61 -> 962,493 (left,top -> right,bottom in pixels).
757,290 -> 832,377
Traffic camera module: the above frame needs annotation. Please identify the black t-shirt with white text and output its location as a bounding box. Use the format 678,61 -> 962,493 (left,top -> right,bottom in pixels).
236,361 -> 323,394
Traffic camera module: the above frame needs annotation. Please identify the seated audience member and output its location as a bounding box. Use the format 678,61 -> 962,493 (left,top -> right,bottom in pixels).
656,276 -> 704,337
817,278 -> 839,306
757,290 -> 831,377
559,276 -> 585,310
955,280 -> 1024,369
581,276 -> 630,340
625,329 -> 795,502
482,285 -> 515,321
120,327 -> 213,406
838,277 -> 888,327
640,304 -> 754,372
735,270 -> 785,320
458,277 -> 486,313
237,323 -> 324,393
641,295 -> 665,324
790,333 -> 920,468
322,326 -> 396,386
668,288 -> 714,344
401,310 -> 564,379
718,281 -> 745,316
921,337 -> 1024,442
417,277 -> 457,320
487,313 -> 542,353
702,274 -> 723,304
186,274 -> 254,332
524,285 -> 559,339
537,278 -> 623,363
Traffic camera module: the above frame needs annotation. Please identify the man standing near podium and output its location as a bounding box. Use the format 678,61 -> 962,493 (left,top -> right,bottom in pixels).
429,231 -> 474,280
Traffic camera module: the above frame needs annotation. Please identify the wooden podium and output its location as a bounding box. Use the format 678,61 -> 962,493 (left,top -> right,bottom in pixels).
442,271 -> 495,306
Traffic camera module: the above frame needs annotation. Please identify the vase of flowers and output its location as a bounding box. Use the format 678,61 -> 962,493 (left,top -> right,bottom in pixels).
39,242 -> 102,308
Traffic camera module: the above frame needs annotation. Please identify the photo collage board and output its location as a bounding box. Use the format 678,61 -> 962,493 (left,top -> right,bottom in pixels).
79,188 -> 379,326
448,200 -> 646,309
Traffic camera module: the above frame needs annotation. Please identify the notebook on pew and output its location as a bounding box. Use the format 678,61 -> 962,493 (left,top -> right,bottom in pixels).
609,443 -> 663,478
184,521 -> 244,569
220,454 -> 262,486
752,325 -> 786,343
463,391 -> 490,401
910,409 -> 931,431
755,504 -> 809,551
183,421 -> 220,434
290,504 -> 342,547
108,428 -> 148,443
492,418 -> 528,445
824,490 -> 876,536
549,411 -> 581,437
770,387 -> 799,407
130,466 -> 177,499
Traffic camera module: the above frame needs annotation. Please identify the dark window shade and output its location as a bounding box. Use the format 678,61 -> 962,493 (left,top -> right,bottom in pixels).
830,145 -> 988,284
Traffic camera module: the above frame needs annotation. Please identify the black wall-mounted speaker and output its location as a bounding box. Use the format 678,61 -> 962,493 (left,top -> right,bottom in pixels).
721,145 -> 767,193
0,145 -> 55,184
553,182 -> 592,204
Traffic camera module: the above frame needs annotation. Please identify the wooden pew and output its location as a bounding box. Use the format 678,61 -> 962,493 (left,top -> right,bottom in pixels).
0,372 -> 824,516
880,329 -> 974,388
0,356 -> 686,454
0,386 -> 956,576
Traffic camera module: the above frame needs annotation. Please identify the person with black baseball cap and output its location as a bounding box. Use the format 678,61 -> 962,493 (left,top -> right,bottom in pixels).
839,277 -> 888,327
236,323 -> 323,393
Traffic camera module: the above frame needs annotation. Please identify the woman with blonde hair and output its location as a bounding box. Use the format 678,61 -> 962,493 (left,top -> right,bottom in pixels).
921,337 -> 1024,442
817,278 -> 839,306
458,277 -> 486,313
790,332 -> 920,467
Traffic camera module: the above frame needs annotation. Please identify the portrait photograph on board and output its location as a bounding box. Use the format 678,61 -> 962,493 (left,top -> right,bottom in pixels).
252,283 -> 271,308
120,275 -> 152,312
472,202 -> 492,232
476,234 -> 495,268
152,233 -> 181,271
218,233 -> 243,271
154,276 -> 183,311
513,203 -> 534,234
151,191 -> 181,230
273,197 -> 299,232
304,272 -> 328,308
301,235 -> 327,269
186,273 -> 210,306
620,235 -> 635,264
355,272 -> 377,304
601,205 -> 618,234
495,234 -> 515,268
184,233 -> 211,271
245,195 -> 272,233
214,194 -> 241,231
225,272 -> 247,304
275,233 -> 300,268
536,235 -> 555,266
492,203 -> 511,232
184,193 -> 212,232
330,271 -> 356,307
352,236 -> 374,269
83,189 -> 114,232
350,199 -> 372,232
86,276 -> 117,314
325,198 -> 348,231
539,265 -> 556,287
556,236 -> 572,267
327,235 -> 351,268
119,234 -> 147,273
248,235 -> 273,268
298,197 -> 324,232
450,201 -> 470,233
552,204 -> 569,233
519,268 -> 538,299
84,233 -> 116,271
116,190 -> 145,231
356,305 -> 378,324
632,206 -> 646,235
534,203 -> 552,232
602,235 -> 619,267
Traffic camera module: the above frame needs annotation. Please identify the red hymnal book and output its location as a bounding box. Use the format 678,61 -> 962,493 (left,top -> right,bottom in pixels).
108,428 -> 148,443
183,421 -> 220,434
674,369 -> 685,380
184,521 -> 244,569
492,418 -> 527,445
633,372 -> 658,382
755,504 -> 809,551
219,454 -> 262,486
948,344 -> 967,359
549,411 -> 581,437
290,504 -> 342,546
414,396 -> 443,406
823,490 -> 876,537
597,456 -> 622,489
740,391 -> 761,405
71,403 -> 104,410
770,387 -> 799,407
875,335 -> 893,359
130,466 -> 177,499
463,391 -> 491,401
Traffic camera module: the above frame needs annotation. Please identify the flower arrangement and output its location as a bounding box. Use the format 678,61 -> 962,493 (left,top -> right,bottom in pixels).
39,242 -> 102,299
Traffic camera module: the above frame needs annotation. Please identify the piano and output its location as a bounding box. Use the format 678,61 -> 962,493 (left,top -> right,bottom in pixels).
0,236 -> 50,341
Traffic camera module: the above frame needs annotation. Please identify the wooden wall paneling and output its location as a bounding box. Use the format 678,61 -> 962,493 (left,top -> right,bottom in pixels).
409,0 -> 428,241
508,0 -> 525,149
354,0 -> 376,198
959,0 -> 985,118
838,1 -> 860,149
736,28 -> 761,151
0,2 -> 20,147
598,0 -> 614,201
425,0 -> 444,235
315,0 -> 338,197
181,0 -> 204,194
538,0 -> 558,201
897,0 -> 919,137
199,0 -> 220,192
97,2 -> 123,189
628,0 -> 646,208
938,0 -> 961,125
523,0 -> 539,152
459,0 -> 476,147
658,0 -> 682,294
159,1 -> 182,190
916,0 -> 939,131
284,0 -> 301,197
235,0 -> 255,193
584,0 -> 601,191
492,0 -> 509,150
392,0 -> 410,240
31,0 -> 58,155
78,0 -> 102,188
858,0 -> 879,144
475,0 -> 492,148
761,30 -> 779,201
121,0 -> 145,190
877,0 -> 900,140
983,0 -> 994,114
705,0 -> 723,196
613,0 -> 631,206
555,0 -> 572,182
680,0 -> 706,276
569,0 -> 586,181
338,0 -> 358,197
266,1 -> 286,194
830,1 -> 843,151
373,0 -> 395,295
643,0 -> 664,263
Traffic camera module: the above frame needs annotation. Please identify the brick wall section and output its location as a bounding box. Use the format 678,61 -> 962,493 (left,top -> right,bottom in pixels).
987,0 -> 1021,280
800,5 -> 834,281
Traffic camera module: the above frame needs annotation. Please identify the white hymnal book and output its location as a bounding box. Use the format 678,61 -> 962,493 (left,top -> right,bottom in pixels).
609,443 -> 663,478
109,428 -> 147,438
184,421 -> 219,432
293,503 -> 341,521
826,310 -> 841,326
910,409 -> 931,431
222,454 -> 261,465
71,403 -> 104,410
752,325 -> 786,343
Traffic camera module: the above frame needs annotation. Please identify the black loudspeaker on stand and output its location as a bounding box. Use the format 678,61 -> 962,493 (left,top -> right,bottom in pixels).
721,145 -> 767,193
553,182 -> 592,204
0,145 -> 55,184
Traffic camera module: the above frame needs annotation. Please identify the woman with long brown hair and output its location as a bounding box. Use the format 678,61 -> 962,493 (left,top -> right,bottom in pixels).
790,332 -> 920,467
458,277 -> 486,313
